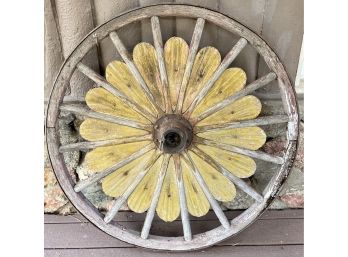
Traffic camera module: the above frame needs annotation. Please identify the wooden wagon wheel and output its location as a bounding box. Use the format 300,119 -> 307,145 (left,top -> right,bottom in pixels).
45,4 -> 299,251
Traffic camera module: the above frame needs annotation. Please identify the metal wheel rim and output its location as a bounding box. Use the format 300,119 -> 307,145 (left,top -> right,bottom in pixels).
45,4 -> 299,251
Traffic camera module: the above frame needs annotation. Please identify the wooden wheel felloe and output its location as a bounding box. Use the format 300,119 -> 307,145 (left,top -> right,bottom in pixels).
45,4 -> 299,251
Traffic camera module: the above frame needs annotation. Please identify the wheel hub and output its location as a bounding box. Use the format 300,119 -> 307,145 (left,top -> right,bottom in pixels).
153,114 -> 193,153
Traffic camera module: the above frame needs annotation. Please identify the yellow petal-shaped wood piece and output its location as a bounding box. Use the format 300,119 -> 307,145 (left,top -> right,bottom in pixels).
80,119 -> 148,141
164,37 -> 189,110
197,95 -> 262,126
192,68 -> 246,117
128,155 -> 164,213
196,144 -> 256,178
197,126 -> 266,150
85,87 -> 150,124
182,47 -> 221,112
156,157 -> 180,222
84,141 -> 151,172
105,60 -> 157,116
189,151 -> 236,202
181,159 -> 210,217
133,42 -> 165,110
101,150 -> 156,197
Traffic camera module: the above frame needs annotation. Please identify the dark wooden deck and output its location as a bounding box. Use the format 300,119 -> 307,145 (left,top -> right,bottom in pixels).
45,209 -> 303,257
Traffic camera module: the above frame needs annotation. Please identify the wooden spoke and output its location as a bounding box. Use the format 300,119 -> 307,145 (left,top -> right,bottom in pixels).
59,134 -> 152,152
173,155 -> 192,241
195,137 -> 284,165
141,154 -> 171,239
74,143 -> 155,192
76,63 -> 156,123
195,115 -> 289,133
104,152 -> 161,223
151,16 -> 171,113
182,152 -> 230,229
184,38 -> 247,116
194,72 -> 277,123
191,146 -> 263,202
60,104 -> 152,131
109,31 -> 165,115
175,18 -> 205,114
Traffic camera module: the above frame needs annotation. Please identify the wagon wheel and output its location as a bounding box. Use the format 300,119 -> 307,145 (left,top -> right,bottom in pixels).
45,4 -> 299,251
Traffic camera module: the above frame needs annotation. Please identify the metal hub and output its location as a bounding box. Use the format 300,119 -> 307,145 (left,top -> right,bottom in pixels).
153,114 -> 193,153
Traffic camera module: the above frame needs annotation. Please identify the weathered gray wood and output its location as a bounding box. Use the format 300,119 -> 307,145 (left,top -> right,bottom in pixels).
195,115 -> 289,133
185,38 -> 247,116
60,104 -> 152,131
77,62 -> 156,122
183,152 -> 230,229
195,137 -> 284,165
173,155 -> 192,241
217,0 -> 266,83
44,216 -> 303,248
194,72 -> 277,123
141,154 -> 170,239
109,31 -> 164,115
55,0 -> 99,100
45,245 -> 304,257
176,17 -> 205,113
104,153 -> 161,223
74,143 -> 155,192
140,0 -> 175,43
256,0 -> 303,96
59,134 -> 152,152
92,0 -> 140,70
151,16 -> 171,113
191,147 -> 263,202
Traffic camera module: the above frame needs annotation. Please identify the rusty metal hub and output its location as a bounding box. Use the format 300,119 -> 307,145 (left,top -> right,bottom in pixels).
153,114 -> 193,153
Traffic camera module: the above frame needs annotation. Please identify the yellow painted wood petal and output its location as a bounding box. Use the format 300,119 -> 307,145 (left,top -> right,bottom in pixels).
197,95 -> 262,126
189,151 -> 236,202
164,37 -> 189,110
156,157 -> 180,222
85,87 -> 150,124
181,159 -> 210,217
101,150 -> 156,197
197,127 -> 266,150
128,155 -> 164,213
84,141 -> 151,172
182,47 -> 221,112
80,119 -> 148,141
133,42 -> 165,110
196,144 -> 256,178
192,68 -> 246,117
105,60 -> 157,116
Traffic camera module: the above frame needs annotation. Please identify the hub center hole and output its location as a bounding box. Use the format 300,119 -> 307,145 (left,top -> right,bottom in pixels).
164,131 -> 182,149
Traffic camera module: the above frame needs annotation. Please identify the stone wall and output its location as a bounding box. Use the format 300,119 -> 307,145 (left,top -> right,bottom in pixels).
44,0 -> 304,214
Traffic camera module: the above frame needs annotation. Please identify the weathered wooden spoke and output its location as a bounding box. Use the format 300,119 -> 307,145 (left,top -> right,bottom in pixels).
59,134 -> 152,152
191,146 -> 263,202
74,143 -> 155,192
109,31 -> 165,115
60,104 -> 152,131
195,115 -> 289,133
141,154 -> 170,239
184,38 -> 247,116
76,62 -> 156,122
193,72 -> 277,123
173,154 -> 192,241
176,18 -> 205,114
182,152 -> 230,229
195,137 -> 284,165
151,16 -> 171,113
104,152 -> 161,223
46,5 -> 299,251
